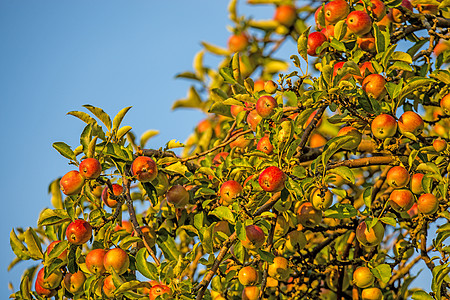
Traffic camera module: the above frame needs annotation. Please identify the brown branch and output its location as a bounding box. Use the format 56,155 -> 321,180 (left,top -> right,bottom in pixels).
371,166 -> 391,204
327,155 -> 395,170
388,246 -> 433,285
297,105 -> 328,154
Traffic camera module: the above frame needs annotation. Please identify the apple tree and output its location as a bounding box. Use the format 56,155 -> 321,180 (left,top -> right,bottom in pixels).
8,0 -> 450,299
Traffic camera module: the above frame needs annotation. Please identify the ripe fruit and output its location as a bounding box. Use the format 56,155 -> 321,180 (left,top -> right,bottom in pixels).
274,4 -> 297,27
219,180 -> 243,205
247,109 -> 263,131
389,0 -> 413,23
324,0 -> 350,24
358,61 -> 376,81
408,203 -> 419,218
103,248 -> 130,275
229,129 -> 252,149
362,0 -> 386,21
64,270 -> 86,293
258,166 -> 286,192
231,105 -> 246,118
60,170 -> 85,196
346,11 -> 372,36
228,33 -> 249,53
242,224 -> 266,250
410,173 -> 424,195
389,189 -> 414,213
333,61 -> 352,81
310,187 -> 333,211
321,24 -> 335,40
433,138 -> 447,152
417,193 -> 439,215
256,95 -> 277,118
102,184 -> 123,208
166,185 -> 190,208
362,74 -> 386,100
440,93 -> 450,115
257,135 -> 274,154
376,14 -> 391,31
238,265 -> 259,286
297,202 -> 322,227
353,266 -> 374,288
253,80 -> 265,92
242,285 -> 260,300
268,256 -> 290,281
357,34 -> 376,52
361,287 -> 383,300
132,156 -> 158,182
307,32 -> 327,56
115,220 -> 133,233
149,284 -> 172,300
337,126 -> 362,150
386,166 -> 410,188
85,248 -> 107,275
102,274 -> 117,298
35,280 -> 56,297
398,111 -> 424,136
309,133 -> 327,148
394,239 -> 414,260
79,158 -> 102,179
434,40 -> 450,57
213,152 -> 229,166
356,219 -> 384,247
371,114 -> 397,139
46,240 -> 68,261
37,267 -> 63,290
66,219 -> 92,245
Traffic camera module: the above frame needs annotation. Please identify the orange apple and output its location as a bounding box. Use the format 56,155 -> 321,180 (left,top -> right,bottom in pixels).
46,240 -> 68,262
60,170 -> 85,196
103,248 -> 130,275
79,158 -> 102,179
36,267 -> 63,290
238,265 -> 259,286
64,270 -> 86,294
309,133 -> 327,148
219,180 -> 243,205
389,0 -> 413,23
398,111 -> 424,136
297,202 -> 322,227
35,279 -> 56,298
242,286 -> 260,300
256,95 -> 277,118
268,256 -> 290,281
346,11 -> 372,36
66,219 -> 92,245
356,219 -> 384,247
274,4 -> 297,27
102,184 -> 123,208
389,189 -> 414,213
337,126 -> 362,150
362,74 -> 386,100
433,138 -> 447,152
257,135 -> 274,154
361,287 -> 383,300
258,166 -> 286,192
371,114 -> 397,139
353,266 -> 374,288
386,166 -> 410,188
132,156 -> 158,182
85,248 -> 107,275
228,33 -> 249,53
149,284 -> 172,300
247,109 -> 263,131
440,93 -> 450,115
417,193 -> 439,215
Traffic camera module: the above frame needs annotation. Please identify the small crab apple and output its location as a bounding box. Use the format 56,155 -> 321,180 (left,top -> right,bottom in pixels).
227,33 -> 249,53
440,93 -> 450,115
324,0 -> 350,24
433,138 -> 447,152
64,270 -> 86,294
60,170 -> 85,196
256,95 -> 277,118
242,224 -> 266,250
66,219 -> 92,245
346,10 -> 372,36
410,173 -> 424,195
35,280 -> 56,298
149,284 -> 172,300
257,135 -> 274,154
398,111 -> 424,136
389,189 -> 414,213
371,114 -> 397,139
258,166 -> 286,192
274,4 -> 297,27
166,185 -> 190,208
79,158 -> 102,179
132,156 -> 158,182
353,266 -> 374,288
247,109 -> 263,131
357,34 -> 376,52
37,267 -> 63,290
242,286 -> 260,300
103,248 -> 130,275
307,32 -> 327,56
297,202 -> 322,227
310,187 -> 333,211
356,219 -> 384,247
361,0 -> 386,21
361,287 -> 383,300
102,184 -> 123,208
362,74 -> 386,100
417,193 -> 439,215
85,248 -> 107,275
337,126 -> 362,150
389,0 -> 413,23
220,180 -> 243,205
386,166 -> 410,188
309,133 -> 327,148
238,266 -> 259,286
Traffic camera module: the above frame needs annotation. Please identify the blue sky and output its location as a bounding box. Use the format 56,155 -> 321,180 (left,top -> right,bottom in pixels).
0,0 -> 433,297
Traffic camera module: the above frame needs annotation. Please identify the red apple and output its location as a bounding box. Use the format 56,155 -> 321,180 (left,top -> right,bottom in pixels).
258,166 -> 286,192
103,248 -> 130,275
398,111 -> 424,136
356,61 -> 376,81
166,185 -> 190,208
440,93 -> 450,115
361,287 -> 383,300
310,187 -> 333,211
321,24 -> 335,40
103,274 -> 120,298
362,74 -> 386,100
297,202 -> 322,227
238,265 -> 259,286
66,219 -> 92,245
346,11 -> 372,36
307,32 -> 327,56
46,240 -> 68,262
149,284 -> 172,300
86,248 -> 107,275
386,166 -> 410,188
228,33 -> 249,53
356,219 -> 384,247
353,266 -> 374,288
257,135 -> 274,154
220,180 -> 243,205
242,286 -> 260,300
256,95 -> 277,118
60,170 -> 85,196
274,4 -> 297,27
247,109 -> 263,131
408,202 -> 419,218
35,279 -> 56,297
417,193 -> 439,215
213,152 -> 229,166
389,0 -> 413,23
132,156 -> 158,182
36,267 -> 63,290
64,270 -> 86,294
337,126 -> 362,150
433,138 -> 447,152
357,34 -> 376,52
389,189 -> 414,213
242,224 -> 266,250
410,173 -> 424,195
333,61 -> 352,81
79,158 -> 102,179
371,114 -> 397,139
324,0 -> 350,24
434,40 -> 450,57
102,184 -> 123,208
362,0 -> 386,21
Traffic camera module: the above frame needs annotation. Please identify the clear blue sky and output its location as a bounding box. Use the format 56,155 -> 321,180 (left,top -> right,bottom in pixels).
0,1 -> 432,297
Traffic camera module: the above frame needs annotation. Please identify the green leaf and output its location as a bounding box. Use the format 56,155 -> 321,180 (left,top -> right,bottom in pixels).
391,51 -> 413,63
330,39 -> 346,52
373,24 -> 387,54
172,86 -> 203,110
297,27 -> 310,62
157,232 -> 180,261
67,110 -> 96,124
38,208 -> 70,226
201,41 -> 230,56
24,228 -> 43,260
257,249 -> 275,263
112,106 -> 132,132
382,44 -> 397,70
117,126 -> 132,141
136,248 -> 158,280
166,139 -> 185,149
322,136 -> 353,167
432,263 -> 450,300
164,162 -> 189,176
140,129 -> 160,148
397,78 -> 435,103
210,206 -> 235,223
324,203 -> 357,219
80,124 -> 92,155
10,229 -> 30,260
371,264 -> 391,284
201,224 -> 214,254
219,67 -> 238,84
209,101 -> 233,117
236,221 -> 246,241
52,142 -> 77,161
380,217 -> 396,227
328,167 -> 355,184
411,290 -> 434,300
83,104 -> 112,132
142,182 -> 158,207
